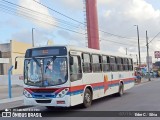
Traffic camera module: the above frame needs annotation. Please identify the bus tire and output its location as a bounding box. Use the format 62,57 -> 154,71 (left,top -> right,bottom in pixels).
117,83 -> 124,97
83,88 -> 92,108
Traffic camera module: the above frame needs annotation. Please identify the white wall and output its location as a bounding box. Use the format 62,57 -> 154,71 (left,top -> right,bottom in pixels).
0,75 -> 23,86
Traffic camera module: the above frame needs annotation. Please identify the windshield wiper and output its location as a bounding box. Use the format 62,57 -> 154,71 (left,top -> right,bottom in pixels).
32,57 -> 41,67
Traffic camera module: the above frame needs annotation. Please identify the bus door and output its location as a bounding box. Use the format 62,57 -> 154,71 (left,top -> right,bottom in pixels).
69,51 -> 83,106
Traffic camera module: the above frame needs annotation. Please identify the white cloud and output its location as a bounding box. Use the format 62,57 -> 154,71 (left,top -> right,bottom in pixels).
16,0 -> 160,62
18,0 -> 56,29
56,0 -> 83,12
97,0 -> 160,62
118,47 -> 126,54
125,0 -> 160,21
11,29 -> 56,46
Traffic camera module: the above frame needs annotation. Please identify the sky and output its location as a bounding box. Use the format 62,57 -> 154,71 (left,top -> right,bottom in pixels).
0,0 -> 160,63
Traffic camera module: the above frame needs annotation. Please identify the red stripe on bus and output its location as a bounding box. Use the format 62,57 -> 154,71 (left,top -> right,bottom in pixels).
69,77 -> 134,92
92,82 -> 104,87
25,77 -> 135,93
69,85 -> 86,92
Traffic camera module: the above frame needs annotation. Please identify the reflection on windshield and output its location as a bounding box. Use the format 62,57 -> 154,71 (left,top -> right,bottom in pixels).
24,57 -> 68,87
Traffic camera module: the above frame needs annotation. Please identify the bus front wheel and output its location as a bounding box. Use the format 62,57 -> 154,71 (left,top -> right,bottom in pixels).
83,88 -> 92,108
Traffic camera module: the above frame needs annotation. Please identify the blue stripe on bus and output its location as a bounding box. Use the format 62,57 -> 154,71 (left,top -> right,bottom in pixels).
93,86 -> 104,91
31,92 -> 56,98
68,90 -> 84,96
30,80 -> 134,98
124,80 -> 134,84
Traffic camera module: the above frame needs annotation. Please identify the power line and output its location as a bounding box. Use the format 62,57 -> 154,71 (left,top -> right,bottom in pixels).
32,0 -> 85,25
2,0 -> 139,42
31,0 -> 138,41
0,3 -> 86,35
100,37 -> 138,46
0,0 -> 141,47
148,32 -> 160,45
0,0 -> 84,30
0,6 -> 140,47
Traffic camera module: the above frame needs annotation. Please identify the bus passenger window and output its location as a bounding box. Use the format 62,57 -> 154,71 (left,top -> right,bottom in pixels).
110,56 -> 117,71
92,54 -> 101,72
123,58 -> 129,71
128,59 -> 133,71
102,56 -> 110,72
117,57 -> 123,71
70,56 -> 82,82
82,53 -> 92,73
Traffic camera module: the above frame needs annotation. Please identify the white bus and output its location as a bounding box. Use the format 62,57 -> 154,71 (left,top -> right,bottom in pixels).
15,45 -> 134,108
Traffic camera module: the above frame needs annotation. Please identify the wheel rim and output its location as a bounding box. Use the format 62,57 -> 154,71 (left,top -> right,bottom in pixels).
120,86 -> 123,95
85,93 -> 91,103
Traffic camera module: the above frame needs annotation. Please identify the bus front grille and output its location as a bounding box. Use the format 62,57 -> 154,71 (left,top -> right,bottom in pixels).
36,100 -> 52,103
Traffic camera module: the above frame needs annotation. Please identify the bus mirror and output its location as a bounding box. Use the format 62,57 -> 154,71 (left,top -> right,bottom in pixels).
15,61 -> 17,69
70,57 -> 74,65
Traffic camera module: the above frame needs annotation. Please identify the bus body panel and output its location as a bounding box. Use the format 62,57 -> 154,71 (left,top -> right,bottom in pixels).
69,51 -> 84,106
23,81 -> 71,107
22,45 -> 135,107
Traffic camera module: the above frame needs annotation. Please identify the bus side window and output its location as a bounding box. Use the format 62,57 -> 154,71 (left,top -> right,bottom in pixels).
117,57 -> 123,71
123,58 -> 129,71
110,56 -> 117,71
70,56 -> 82,82
82,53 -> 92,73
128,58 -> 133,71
92,54 -> 101,72
122,58 -> 125,71
131,59 -> 133,70
127,58 -> 129,71
102,55 -> 110,72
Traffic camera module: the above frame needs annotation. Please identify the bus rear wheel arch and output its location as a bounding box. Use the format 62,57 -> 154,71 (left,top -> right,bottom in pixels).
82,87 -> 93,108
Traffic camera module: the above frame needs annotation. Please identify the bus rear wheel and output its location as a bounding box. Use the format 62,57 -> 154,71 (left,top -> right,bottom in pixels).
117,83 -> 124,97
83,88 -> 92,108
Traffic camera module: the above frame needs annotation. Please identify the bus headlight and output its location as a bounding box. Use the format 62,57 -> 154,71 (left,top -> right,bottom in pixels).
56,88 -> 69,98
23,89 -> 32,98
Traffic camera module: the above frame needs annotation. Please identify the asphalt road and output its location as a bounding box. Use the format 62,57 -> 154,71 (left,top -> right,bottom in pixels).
1,79 -> 160,120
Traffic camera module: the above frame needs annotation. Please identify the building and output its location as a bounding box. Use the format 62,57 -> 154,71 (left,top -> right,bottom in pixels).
0,40 -> 32,75
0,43 -> 11,75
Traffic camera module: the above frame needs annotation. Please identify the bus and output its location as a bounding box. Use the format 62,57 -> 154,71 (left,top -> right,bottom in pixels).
15,45 -> 134,108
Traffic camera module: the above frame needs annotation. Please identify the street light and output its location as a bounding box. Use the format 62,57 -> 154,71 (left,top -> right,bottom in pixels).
134,25 -> 141,68
32,28 -> 35,47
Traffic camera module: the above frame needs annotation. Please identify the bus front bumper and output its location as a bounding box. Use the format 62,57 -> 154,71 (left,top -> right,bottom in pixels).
24,96 -> 71,107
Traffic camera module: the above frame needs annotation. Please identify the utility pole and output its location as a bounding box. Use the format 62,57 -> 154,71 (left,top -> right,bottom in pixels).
134,25 -> 141,68
146,30 -> 151,81
32,28 -> 35,47
136,54 -> 138,66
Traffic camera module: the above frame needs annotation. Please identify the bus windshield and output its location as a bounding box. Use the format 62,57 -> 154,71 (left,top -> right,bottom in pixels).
24,57 -> 68,87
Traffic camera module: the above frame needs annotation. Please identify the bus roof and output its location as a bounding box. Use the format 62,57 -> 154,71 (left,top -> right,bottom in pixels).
29,45 -> 132,59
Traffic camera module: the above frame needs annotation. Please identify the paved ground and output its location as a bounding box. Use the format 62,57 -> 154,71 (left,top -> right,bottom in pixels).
0,85 -> 23,99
